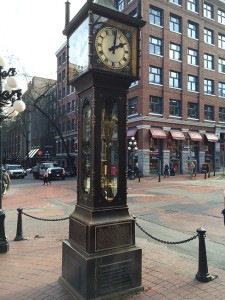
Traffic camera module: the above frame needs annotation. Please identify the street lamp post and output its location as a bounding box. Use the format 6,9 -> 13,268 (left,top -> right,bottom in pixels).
128,136 -> 138,180
0,55 -> 26,253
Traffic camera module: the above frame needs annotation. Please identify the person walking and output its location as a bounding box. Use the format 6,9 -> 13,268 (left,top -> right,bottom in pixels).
43,168 -> 51,186
164,164 -> 169,178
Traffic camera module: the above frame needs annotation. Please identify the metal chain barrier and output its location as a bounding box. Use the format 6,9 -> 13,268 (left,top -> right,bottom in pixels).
135,217 -> 198,245
22,211 -> 69,221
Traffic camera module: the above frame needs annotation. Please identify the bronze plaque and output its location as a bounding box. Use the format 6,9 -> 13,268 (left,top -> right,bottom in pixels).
95,222 -> 132,251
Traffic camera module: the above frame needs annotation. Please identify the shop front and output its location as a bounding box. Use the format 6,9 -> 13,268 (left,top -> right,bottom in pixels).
149,128 -> 166,174
204,132 -> 218,171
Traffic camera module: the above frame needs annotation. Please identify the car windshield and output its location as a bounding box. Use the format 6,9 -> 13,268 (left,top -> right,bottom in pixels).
9,166 -> 22,170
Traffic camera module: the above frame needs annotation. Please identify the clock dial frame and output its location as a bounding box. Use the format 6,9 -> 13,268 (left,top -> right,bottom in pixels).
95,27 -> 131,70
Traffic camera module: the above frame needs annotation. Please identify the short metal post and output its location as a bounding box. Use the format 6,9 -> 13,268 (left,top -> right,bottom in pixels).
158,173 -> 161,182
213,170 -> 215,176
196,227 -> 217,282
14,208 -> 26,241
138,172 -> 141,182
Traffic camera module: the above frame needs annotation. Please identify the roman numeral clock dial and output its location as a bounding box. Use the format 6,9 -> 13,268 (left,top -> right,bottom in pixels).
95,27 -> 131,71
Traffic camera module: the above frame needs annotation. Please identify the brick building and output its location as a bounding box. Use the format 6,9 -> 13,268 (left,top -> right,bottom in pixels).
55,42 -> 78,169
111,0 -> 225,175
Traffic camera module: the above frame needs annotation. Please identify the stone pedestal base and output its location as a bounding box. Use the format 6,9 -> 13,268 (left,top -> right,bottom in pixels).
59,240 -> 143,300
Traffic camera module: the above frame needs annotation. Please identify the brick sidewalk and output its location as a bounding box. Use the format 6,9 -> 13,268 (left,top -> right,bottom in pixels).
0,176 -> 225,299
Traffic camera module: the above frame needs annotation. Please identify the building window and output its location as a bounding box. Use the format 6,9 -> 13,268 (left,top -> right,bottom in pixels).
204,28 -> 214,44
115,0 -> 124,11
71,118 -> 75,130
62,52 -> 66,64
62,87 -> 65,98
188,21 -> 198,39
204,2 -> 214,19
218,9 -> 225,24
67,102 -> 71,113
204,53 -> 214,70
204,105 -> 214,120
219,107 -> 225,122
188,75 -> 198,92
149,96 -> 163,114
169,43 -> 181,60
149,36 -> 163,55
62,70 -> 66,80
128,97 -> 138,115
67,120 -> 71,132
219,82 -> 225,97
218,34 -> 225,49
218,58 -> 225,73
169,99 -> 181,116
188,102 -> 198,118
169,71 -> 181,88
188,48 -> 198,65
149,66 -> 162,84
170,14 -> 182,33
129,9 -> 137,17
149,6 -> 163,26
169,0 -> 182,5
72,100 -> 75,111
187,0 -> 198,13
130,81 -> 138,88
204,79 -> 214,95
58,56 -> 62,67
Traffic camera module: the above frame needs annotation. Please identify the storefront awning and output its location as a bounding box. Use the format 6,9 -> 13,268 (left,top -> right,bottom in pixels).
28,148 -> 39,158
188,131 -> 202,141
150,128 -> 167,139
170,130 -> 185,140
127,128 -> 137,137
205,133 -> 218,142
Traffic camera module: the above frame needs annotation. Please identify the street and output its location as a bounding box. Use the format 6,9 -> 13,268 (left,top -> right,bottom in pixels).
3,173 -> 225,270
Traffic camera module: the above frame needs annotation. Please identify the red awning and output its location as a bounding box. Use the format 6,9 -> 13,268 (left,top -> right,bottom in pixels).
170,130 -> 185,140
150,128 -> 167,139
188,131 -> 202,142
127,128 -> 137,137
205,133 -> 218,142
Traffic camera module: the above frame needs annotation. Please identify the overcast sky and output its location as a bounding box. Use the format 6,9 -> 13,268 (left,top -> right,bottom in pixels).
0,0 -> 86,89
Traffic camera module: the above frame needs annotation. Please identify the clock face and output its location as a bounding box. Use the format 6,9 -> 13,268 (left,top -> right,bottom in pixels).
95,27 -> 131,70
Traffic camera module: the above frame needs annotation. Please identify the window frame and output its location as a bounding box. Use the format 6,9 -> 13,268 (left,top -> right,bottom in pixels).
187,48 -> 198,65
169,99 -> 182,117
187,20 -> 199,39
149,96 -> 163,114
204,79 -> 214,95
149,6 -> 163,26
188,75 -> 198,92
204,53 -> 214,70
218,33 -> 225,49
204,2 -> 214,19
149,66 -> 163,85
169,71 -> 181,88
188,102 -> 199,119
128,96 -> 138,115
149,36 -> 163,55
170,14 -> 182,33
218,82 -> 225,97
204,105 -> 214,121
169,42 -> 181,60
187,0 -> 198,13
219,107 -> 225,122
204,28 -> 214,45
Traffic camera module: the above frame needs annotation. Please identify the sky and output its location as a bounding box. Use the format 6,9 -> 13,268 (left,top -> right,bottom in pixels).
0,0 -> 86,90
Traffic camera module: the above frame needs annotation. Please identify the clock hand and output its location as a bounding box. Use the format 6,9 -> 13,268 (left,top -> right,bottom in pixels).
109,30 -> 118,53
109,42 -> 126,53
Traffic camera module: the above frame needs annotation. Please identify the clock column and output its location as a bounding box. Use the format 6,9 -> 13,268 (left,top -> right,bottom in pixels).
59,1 -> 146,300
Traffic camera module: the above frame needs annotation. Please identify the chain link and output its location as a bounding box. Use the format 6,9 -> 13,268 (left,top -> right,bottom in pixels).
135,219 -> 198,245
22,211 -> 69,221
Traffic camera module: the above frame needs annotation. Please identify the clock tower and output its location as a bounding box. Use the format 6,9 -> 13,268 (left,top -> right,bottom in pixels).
59,1 -> 146,299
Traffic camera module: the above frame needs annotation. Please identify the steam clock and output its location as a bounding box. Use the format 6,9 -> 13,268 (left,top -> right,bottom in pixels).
60,1 -> 146,299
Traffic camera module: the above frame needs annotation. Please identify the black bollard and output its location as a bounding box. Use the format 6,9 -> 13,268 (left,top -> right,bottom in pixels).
158,173 -> 161,182
213,170 -> 215,176
14,208 -> 26,241
195,227 -> 217,282
208,171 -> 210,178
204,171 -> 207,179
138,172 -> 141,182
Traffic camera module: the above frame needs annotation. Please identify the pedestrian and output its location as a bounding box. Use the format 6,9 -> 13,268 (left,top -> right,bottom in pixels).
2,170 -> 10,195
164,164 -> 169,178
43,168 -> 51,186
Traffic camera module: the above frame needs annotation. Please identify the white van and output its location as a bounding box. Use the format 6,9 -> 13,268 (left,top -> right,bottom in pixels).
5,164 -> 26,179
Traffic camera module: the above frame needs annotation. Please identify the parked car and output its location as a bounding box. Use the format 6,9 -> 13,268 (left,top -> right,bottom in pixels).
65,168 -> 75,177
5,164 -> 26,179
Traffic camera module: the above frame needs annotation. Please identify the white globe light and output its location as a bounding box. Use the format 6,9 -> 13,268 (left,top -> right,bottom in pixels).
4,83 -> 13,93
13,100 -> 26,112
0,56 -> 6,67
5,106 -> 18,117
7,76 -> 18,88
9,110 -> 19,117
